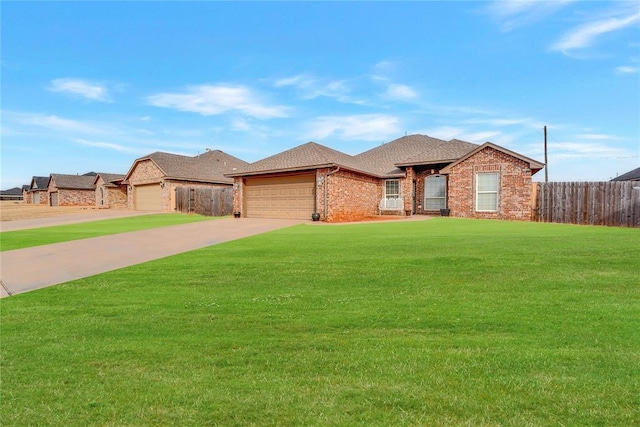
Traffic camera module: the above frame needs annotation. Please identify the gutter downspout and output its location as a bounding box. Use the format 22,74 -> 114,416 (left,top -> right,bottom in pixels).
323,167 -> 340,220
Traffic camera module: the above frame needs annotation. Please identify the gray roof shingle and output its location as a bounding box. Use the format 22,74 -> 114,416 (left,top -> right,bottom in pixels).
228,134 -> 479,178
50,174 -> 96,190
29,176 -> 49,191
128,150 -> 248,184
611,166 -> 640,182
228,142 -> 375,177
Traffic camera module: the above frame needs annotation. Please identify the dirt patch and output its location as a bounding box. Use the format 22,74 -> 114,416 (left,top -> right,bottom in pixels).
0,201 -> 100,222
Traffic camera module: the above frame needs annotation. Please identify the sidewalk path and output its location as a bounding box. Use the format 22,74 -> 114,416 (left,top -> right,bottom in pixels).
0,218 -> 303,297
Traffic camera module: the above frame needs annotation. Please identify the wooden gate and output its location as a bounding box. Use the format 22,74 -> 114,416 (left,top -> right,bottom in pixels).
175,187 -> 234,217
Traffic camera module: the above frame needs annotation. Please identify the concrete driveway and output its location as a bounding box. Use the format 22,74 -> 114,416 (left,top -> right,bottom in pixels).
0,217 -> 304,297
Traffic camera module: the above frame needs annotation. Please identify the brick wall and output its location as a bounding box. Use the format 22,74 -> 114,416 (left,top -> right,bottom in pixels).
233,177 -> 243,215
126,160 -> 164,210
324,169 -> 382,222
55,189 -> 96,206
447,147 -> 534,221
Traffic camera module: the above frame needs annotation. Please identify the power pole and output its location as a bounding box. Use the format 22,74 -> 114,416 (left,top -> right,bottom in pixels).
544,126 -> 548,183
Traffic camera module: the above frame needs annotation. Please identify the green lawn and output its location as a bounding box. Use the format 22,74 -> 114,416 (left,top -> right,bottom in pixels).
0,213 -> 214,251
1,219 -> 639,426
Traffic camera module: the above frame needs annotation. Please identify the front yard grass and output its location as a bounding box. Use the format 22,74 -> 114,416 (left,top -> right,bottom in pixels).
0,213 -> 214,251
1,219 -> 639,425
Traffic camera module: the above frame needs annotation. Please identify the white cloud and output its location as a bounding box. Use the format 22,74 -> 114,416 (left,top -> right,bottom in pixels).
9,111 -> 101,134
385,84 -> 418,100
48,78 -> 110,102
274,74 -> 358,103
549,141 -> 633,160
615,65 -> 639,74
75,138 -> 138,153
146,84 -> 290,119
485,0 -> 576,32
551,8 -> 640,53
308,114 -> 402,141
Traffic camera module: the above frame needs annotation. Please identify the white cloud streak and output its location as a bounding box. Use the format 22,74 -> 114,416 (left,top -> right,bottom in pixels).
75,138 -> 139,153
146,84 -> 290,119
48,78 -> 110,102
485,0 -> 576,32
551,8 -> 640,53
384,84 -> 418,100
308,114 -> 402,141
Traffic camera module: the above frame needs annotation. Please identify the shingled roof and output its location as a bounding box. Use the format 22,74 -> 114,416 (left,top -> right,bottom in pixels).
28,176 -> 49,191
355,135 -> 478,176
611,166 -> 640,182
228,134 -> 480,179
227,142 -> 378,177
94,173 -> 125,187
49,174 -> 96,190
125,150 -> 248,184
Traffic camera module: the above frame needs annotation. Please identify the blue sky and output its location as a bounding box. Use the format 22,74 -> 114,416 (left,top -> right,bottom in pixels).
2,1 -> 639,190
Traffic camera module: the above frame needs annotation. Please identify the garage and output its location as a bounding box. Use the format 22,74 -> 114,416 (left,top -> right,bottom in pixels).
245,175 -> 315,219
134,184 -> 162,211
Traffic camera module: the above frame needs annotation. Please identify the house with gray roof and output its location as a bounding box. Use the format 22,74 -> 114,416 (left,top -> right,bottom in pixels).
94,173 -> 127,209
227,134 -> 544,222
24,176 -> 50,205
0,187 -> 25,201
123,149 -> 248,211
47,173 -> 97,207
611,166 -> 640,182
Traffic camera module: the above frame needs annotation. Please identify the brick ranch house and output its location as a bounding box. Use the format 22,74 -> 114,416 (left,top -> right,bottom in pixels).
94,173 -> 127,209
123,150 -> 248,212
227,134 -> 544,222
47,173 -> 97,207
23,176 -> 49,205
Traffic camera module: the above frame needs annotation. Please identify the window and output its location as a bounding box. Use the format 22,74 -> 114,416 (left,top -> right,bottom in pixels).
476,172 -> 499,211
424,175 -> 446,210
385,179 -> 400,199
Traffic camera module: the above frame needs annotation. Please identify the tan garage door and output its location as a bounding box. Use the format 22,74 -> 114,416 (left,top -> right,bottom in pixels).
135,184 -> 162,211
245,175 -> 315,219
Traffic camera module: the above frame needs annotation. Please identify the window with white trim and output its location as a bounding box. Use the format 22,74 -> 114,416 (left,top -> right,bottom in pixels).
424,175 -> 446,210
385,179 -> 400,199
476,172 -> 499,211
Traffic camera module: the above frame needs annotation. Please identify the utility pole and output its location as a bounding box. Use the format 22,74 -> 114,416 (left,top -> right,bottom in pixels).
544,126 -> 548,183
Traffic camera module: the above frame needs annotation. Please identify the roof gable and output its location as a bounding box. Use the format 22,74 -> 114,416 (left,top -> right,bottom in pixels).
439,142 -> 545,174
355,134 -> 478,175
29,176 -> 49,190
124,150 -> 248,184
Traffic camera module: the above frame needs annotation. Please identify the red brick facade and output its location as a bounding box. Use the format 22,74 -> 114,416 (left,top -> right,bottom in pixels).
48,183 -> 95,207
95,177 -> 128,209
446,146 -> 534,221
323,169 -> 381,222
232,144 -> 539,222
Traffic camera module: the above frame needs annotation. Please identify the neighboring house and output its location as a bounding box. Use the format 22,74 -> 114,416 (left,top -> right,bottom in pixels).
227,134 -> 544,222
0,187 -> 25,201
24,176 -> 50,205
94,173 -> 127,209
123,150 -> 248,212
611,166 -> 640,182
48,173 -> 96,207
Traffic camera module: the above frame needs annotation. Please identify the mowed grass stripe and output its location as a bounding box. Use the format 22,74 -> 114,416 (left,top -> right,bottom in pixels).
0,213 -> 214,251
2,219 -> 639,426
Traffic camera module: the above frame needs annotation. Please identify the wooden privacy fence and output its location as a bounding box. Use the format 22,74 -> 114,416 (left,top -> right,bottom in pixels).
532,181 -> 640,228
175,187 -> 234,217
